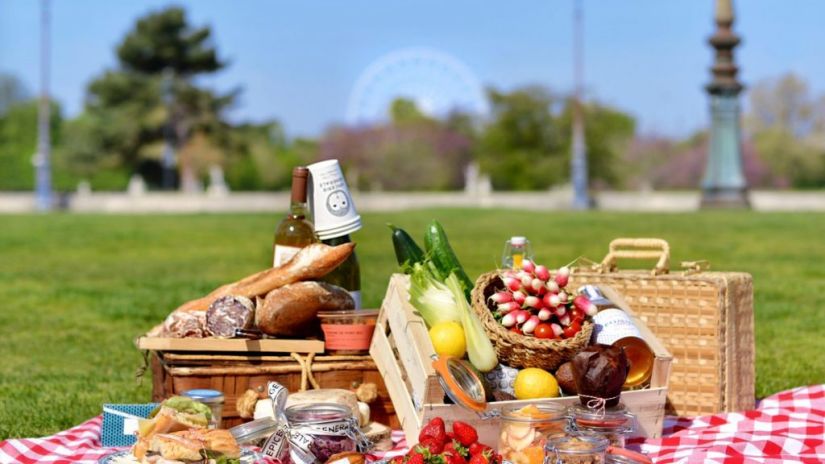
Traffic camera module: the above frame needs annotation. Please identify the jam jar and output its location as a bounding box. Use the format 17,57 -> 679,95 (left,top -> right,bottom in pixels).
498,404 -> 568,464
182,389 -> 224,429
566,403 -> 635,448
285,403 -> 359,464
545,434 -> 610,464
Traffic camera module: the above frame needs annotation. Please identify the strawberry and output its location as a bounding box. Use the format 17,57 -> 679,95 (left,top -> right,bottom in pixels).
451,421 -> 478,447
417,437 -> 444,455
468,443 -> 492,457
441,451 -> 467,464
444,440 -> 469,459
468,454 -> 488,464
419,417 -> 447,445
446,432 -> 457,441
390,456 -> 404,464
407,452 -> 425,464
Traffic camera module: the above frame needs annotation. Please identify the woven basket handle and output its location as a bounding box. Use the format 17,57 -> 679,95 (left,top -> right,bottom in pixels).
600,238 -> 670,275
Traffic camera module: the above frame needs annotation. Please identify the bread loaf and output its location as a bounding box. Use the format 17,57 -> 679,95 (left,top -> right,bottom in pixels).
256,282 -> 354,336
176,242 -> 355,313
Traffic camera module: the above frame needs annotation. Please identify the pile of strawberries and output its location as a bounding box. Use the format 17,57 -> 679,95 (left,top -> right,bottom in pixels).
391,418 -> 501,464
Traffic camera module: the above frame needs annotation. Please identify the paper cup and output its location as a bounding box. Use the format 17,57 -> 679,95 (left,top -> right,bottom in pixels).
307,159 -> 361,239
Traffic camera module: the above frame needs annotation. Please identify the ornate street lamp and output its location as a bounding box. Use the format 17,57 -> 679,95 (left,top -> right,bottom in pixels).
701,0 -> 749,208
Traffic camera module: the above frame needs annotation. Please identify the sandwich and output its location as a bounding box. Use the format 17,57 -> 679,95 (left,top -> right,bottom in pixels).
133,396 -> 213,460
140,428 -> 241,464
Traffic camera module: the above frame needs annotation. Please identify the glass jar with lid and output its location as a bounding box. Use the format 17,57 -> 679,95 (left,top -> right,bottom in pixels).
285,403 -> 360,464
566,403 -> 636,448
498,404 -> 568,464
545,434 -> 610,464
229,417 -> 280,447
182,389 -> 224,428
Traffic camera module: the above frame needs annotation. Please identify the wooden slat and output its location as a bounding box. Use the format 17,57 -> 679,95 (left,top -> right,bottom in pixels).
136,336 -> 324,353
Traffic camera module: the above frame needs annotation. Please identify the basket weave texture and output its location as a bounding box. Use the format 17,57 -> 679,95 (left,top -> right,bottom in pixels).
471,271 -> 593,371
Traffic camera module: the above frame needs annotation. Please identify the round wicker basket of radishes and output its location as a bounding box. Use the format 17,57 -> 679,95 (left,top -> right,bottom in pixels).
470,261 -> 596,370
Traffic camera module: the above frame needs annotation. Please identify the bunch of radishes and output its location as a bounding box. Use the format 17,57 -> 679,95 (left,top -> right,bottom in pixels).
489,260 -> 598,339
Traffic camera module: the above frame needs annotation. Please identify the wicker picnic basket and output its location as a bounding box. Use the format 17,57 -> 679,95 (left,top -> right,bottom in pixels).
470,271 -> 593,371
567,238 -> 755,416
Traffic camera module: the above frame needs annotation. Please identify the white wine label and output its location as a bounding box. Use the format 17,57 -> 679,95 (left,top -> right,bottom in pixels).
273,245 -> 302,267
350,290 -> 362,310
592,308 -> 644,345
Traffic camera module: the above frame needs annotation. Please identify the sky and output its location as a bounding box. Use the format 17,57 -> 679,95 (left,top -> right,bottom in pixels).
2,0 -> 825,138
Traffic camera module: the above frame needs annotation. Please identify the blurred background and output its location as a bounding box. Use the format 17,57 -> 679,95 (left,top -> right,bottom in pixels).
1,0 -> 824,206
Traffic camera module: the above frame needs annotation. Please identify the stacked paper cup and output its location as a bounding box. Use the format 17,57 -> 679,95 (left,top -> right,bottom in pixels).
306,160 -> 362,239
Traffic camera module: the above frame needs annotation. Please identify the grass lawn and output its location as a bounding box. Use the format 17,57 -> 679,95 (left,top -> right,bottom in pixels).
1,210 -> 824,438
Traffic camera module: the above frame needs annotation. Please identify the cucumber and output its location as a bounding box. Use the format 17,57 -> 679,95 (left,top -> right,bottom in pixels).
423,220 -> 474,299
388,224 -> 425,270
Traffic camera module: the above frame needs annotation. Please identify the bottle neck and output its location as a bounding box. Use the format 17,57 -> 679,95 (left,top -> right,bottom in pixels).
321,234 -> 352,245
289,200 -> 309,218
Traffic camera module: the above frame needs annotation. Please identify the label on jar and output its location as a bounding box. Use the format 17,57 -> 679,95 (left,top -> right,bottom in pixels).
321,323 -> 375,351
591,308 -> 644,345
273,245 -> 302,267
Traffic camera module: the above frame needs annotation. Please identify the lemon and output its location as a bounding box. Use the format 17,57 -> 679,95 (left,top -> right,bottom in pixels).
513,368 -> 560,400
429,321 -> 466,358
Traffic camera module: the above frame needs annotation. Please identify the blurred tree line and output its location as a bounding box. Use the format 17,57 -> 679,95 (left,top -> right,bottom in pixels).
2,6 -> 823,192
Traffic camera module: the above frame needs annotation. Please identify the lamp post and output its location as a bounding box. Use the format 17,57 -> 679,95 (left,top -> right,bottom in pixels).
34,0 -> 53,211
701,0 -> 749,208
570,0 -> 590,209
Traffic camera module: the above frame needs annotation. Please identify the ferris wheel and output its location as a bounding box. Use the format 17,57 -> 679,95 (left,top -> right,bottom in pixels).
345,47 -> 489,125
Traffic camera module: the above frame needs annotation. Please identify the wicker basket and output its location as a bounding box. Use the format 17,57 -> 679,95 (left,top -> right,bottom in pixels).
470,271 -> 593,371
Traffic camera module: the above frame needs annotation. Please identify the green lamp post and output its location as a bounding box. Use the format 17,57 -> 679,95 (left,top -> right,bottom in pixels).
701,0 -> 749,208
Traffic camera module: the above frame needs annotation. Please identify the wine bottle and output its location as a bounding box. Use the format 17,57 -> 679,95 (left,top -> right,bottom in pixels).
273,167 -> 318,267
321,234 -> 361,309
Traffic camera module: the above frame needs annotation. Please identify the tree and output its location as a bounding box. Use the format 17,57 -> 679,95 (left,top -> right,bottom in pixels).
64,6 -> 235,190
0,73 -> 29,116
0,100 -> 61,190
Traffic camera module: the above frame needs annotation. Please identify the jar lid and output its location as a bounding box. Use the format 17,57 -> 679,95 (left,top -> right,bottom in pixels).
317,309 -> 380,319
285,402 -> 353,423
229,417 -> 279,443
510,236 -> 527,245
545,434 -> 609,454
568,403 -> 633,429
182,389 -> 224,404
607,452 -> 653,464
501,403 -> 568,422
431,356 -> 488,413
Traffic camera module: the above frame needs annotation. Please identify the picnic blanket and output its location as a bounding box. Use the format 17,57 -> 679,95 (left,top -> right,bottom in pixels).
2,384 -> 823,464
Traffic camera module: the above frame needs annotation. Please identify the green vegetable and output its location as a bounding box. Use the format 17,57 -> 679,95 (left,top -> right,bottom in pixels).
408,262 -> 461,328
388,223 -> 425,270
446,273 -> 498,372
423,220 -> 474,300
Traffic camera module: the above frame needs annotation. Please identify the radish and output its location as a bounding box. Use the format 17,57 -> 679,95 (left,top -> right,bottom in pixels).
559,314 -> 571,326
555,306 -> 567,317
503,277 -> 521,292
521,260 -> 536,274
489,291 -> 513,304
555,267 -> 570,287
522,316 -> 540,334
520,274 -> 533,288
497,302 -> 520,314
573,295 -> 598,316
543,292 -> 561,308
512,290 -> 526,305
538,308 -> 552,321
515,310 -> 530,324
551,323 -> 564,337
501,312 -> 517,327
530,278 -> 545,294
545,280 -> 560,293
534,265 -> 550,281
558,291 -> 569,303
524,295 -> 542,309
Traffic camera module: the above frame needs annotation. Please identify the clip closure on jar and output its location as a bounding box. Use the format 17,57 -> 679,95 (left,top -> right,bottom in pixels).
567,403 -> 635,448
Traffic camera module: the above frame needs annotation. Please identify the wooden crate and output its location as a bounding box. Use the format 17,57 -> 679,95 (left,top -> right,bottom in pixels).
568,238 -> 755,416
371,274 -> 672,446
149,351 -> 399,429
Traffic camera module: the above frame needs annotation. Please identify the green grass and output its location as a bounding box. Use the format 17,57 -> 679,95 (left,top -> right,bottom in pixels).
1,211 -> 824,438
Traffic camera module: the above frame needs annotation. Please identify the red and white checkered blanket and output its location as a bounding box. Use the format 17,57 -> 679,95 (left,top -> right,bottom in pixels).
2,385 -> 823,464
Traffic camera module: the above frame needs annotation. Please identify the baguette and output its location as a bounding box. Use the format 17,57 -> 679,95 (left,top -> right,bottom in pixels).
256,281 -> 354,336
175,242 -> 355,313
